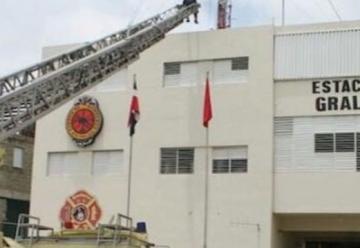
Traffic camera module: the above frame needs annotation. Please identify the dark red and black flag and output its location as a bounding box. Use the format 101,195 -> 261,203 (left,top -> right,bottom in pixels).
203,75 -> 213,128
128,76 -> 140,136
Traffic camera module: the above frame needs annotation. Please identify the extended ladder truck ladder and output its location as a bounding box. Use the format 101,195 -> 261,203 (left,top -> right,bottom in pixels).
0,3 -> 200,141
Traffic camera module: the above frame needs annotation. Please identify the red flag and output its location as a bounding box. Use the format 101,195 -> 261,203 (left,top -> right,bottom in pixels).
128,77 -> 140,136
203,76 -> 213,128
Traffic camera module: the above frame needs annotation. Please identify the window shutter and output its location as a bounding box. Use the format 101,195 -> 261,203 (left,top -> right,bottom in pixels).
93,151 -> 124,175
47,152 -> 80,176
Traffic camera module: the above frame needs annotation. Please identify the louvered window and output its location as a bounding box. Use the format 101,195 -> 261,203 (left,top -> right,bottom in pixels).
315,133 -> 355,153
335,133 -> 355,152
47,152 -> 81,176
160,148 -> 194,174
92,150 -> 124,176
212,147 -> 248,174
314,133 -> 334,153
164,63 -> 180,75
231,57 -> 249,70
357,133 -> 360,171
276,117 -> 360,172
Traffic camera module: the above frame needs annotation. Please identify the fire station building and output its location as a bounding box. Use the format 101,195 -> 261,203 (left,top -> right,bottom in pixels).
30,20 -> 360,248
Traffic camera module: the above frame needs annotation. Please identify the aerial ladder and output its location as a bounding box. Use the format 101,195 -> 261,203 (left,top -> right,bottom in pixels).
0,3 -> 200,141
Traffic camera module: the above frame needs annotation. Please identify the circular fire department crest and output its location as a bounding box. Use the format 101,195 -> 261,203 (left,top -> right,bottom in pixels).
66,96 -> 103,147
59,190 -> 102,230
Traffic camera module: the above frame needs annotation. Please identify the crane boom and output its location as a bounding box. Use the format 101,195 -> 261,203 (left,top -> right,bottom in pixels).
0,3 -> 200,140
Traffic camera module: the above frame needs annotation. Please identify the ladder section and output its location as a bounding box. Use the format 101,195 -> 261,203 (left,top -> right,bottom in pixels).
0,3 -> 200,140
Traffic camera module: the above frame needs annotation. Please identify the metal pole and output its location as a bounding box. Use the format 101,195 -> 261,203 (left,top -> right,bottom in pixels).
126,136 -> 134,217
282,0 -> 285,26
203,127 -> 210,248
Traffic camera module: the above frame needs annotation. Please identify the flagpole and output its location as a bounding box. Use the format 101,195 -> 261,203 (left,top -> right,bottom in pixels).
126,74 -> 138,218
203,127 -> 210,248
126,136 -> 134,217
203,71 -> 211,248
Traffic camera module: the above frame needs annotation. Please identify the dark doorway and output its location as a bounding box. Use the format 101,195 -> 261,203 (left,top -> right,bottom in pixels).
3,199 -> 29,238
307,241 -> 360,248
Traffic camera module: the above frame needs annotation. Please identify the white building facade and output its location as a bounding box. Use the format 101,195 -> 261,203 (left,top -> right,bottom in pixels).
30,21 -> 360,248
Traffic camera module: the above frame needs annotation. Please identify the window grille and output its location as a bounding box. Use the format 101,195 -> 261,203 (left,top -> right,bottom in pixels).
314,133 -> 334,153
213,159 -> 230,173
231,57 -> 249,70
335,133 -> 355,152
164,63 -> 180,75
160,148 -> 194,174
230,159 -> 248,173
212,147 -> 248,174
357,133 -> 360,171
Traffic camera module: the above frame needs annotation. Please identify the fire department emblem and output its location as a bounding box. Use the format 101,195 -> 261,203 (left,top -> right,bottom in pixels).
66,96 -> 103,147
59,190 -> 102,230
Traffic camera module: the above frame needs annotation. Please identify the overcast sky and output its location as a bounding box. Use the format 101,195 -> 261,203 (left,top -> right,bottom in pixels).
1,0 -> 360,77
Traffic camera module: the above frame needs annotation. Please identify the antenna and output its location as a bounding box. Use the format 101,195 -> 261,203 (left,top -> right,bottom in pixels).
217,0 -> 232,29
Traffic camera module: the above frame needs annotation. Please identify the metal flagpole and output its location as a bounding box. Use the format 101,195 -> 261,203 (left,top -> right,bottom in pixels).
126,136 -> 134,217
203,108 -> 210,248
203,128 -> 210,248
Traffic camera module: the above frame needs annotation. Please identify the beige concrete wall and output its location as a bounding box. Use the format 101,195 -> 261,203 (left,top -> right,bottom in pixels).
31,26 -> 275,248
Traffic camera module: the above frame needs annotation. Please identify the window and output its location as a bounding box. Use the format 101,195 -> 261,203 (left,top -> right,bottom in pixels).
213,57 -> 249,85
47,152 -> 81,176
335,133 -> 355,152
164,57 -> 249,87
164,62 -> 197,87
357,133 -> 360,171
164,63 -> 180,75
212,147 -> 248,174
13,147 -> 24,168
231,57 -> 249,70
315,133 -> 355,153
314,133 -> 334,152
92,150 -> 124,176
160,148 -> 194,174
